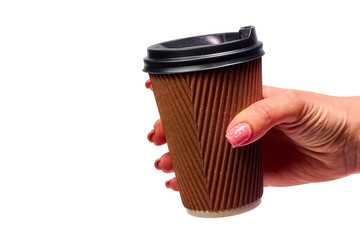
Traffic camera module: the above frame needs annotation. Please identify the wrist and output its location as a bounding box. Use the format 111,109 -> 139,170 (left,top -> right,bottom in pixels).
356,135 -> 360,173
350,125 -> 360,173
352,125 -> 360,174
344,96 -> 360,173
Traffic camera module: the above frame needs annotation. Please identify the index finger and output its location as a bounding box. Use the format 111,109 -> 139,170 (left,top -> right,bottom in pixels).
145,79 -> 153,90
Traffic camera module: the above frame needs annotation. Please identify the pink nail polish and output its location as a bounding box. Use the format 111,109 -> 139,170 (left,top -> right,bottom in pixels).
145,79 -> 153,90
225,123 -> 253,148
154,159 -> 161,170
165,178 -> 179,191
147,129 -> 155,142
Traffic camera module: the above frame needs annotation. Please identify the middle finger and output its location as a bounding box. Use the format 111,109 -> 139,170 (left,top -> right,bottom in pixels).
147,119 -> 166,146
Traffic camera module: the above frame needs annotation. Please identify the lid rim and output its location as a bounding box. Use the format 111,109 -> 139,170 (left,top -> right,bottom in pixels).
144,52 -> 264,75
143,26 -> 264,74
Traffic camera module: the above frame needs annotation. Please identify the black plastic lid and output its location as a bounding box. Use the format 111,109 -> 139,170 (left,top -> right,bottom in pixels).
143,26 -> 264,74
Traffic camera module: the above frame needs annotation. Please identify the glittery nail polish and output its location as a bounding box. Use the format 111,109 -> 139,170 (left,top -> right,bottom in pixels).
225,123 -> 253,148
147,129 -> 155,142
145,79 -> 153,90
154,159 -> 161,170
165,178 -> 179,191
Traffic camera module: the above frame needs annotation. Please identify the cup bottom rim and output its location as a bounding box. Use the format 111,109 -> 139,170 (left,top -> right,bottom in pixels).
186,198 -> 261,218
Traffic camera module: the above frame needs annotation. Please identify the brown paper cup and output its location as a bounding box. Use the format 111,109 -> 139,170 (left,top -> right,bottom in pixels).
150,58 -> 263,217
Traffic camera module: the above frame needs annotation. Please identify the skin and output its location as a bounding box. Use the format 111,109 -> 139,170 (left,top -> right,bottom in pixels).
146,79 -> 360,190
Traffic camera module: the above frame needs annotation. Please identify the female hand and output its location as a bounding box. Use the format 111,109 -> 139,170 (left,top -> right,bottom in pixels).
146,79 -> 360,190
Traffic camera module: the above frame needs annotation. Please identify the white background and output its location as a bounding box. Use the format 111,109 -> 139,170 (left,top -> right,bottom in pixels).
1,0 -> 360,239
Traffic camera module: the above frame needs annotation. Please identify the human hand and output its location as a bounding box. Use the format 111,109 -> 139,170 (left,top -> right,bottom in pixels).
146,79 -> 360,189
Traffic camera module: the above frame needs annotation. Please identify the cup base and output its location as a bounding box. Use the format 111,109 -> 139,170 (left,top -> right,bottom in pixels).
186,198 -> 261,218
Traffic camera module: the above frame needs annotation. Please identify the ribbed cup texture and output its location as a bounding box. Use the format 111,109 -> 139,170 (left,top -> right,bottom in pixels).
150,58 -> 263,213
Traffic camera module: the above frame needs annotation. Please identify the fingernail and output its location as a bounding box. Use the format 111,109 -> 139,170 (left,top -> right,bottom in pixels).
225,123 -> 253,148
165,179 -> 171,188
147,129 -> 155,142
145,79 -> 153,90
165,178 -> 178,191
154,159 -> 161,170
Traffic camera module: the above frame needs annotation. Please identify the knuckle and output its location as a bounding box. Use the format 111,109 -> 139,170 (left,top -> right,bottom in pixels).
282,90 -> 306,120
253,104 -> 273,125
283,89 -> 301,102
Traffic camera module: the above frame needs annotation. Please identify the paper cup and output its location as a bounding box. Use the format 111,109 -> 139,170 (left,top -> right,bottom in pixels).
144,26 -> 264,217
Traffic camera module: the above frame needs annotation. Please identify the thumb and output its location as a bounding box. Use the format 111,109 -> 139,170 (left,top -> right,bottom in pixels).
225,91 -> 305,148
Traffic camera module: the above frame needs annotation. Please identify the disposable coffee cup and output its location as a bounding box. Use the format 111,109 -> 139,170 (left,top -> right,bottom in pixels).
144,26 -> 264,217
